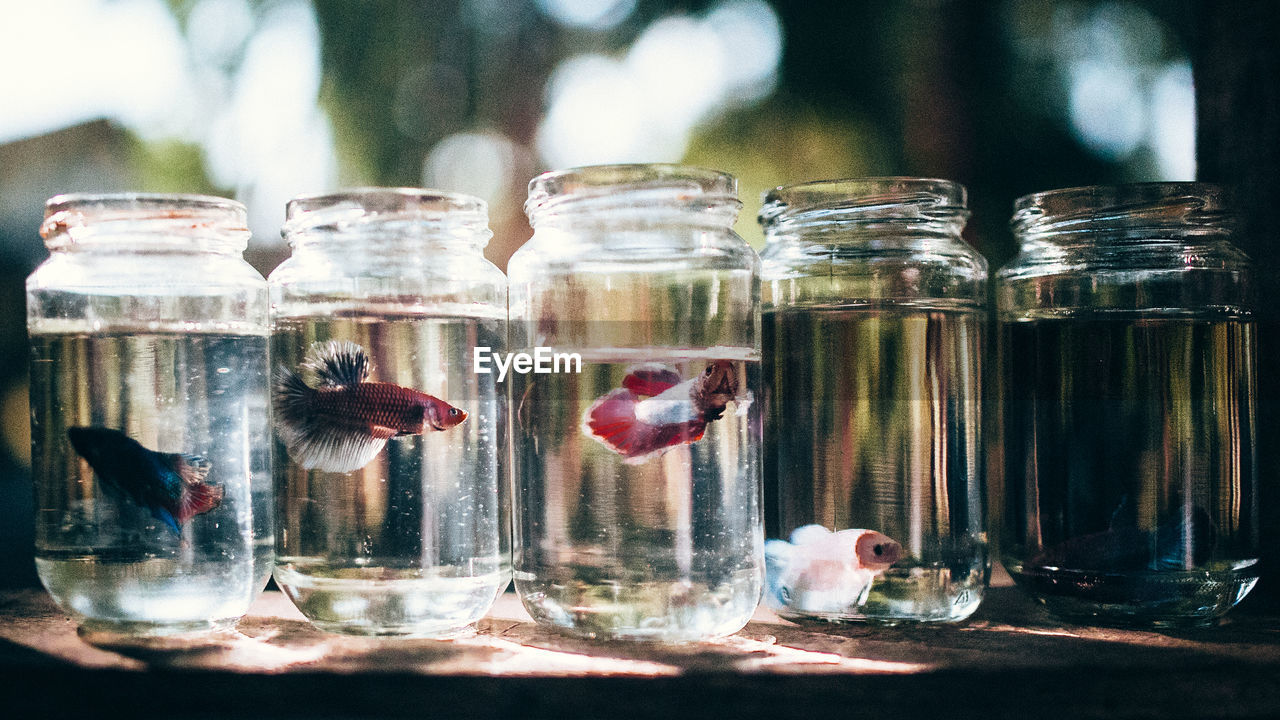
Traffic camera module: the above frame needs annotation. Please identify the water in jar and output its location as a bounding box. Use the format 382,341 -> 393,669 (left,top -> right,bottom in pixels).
1001,312 -> 1258,626
271,309 -> 508,636
763,302 -> 987,623
513,347 -> 761,641
30,324 -> 271,635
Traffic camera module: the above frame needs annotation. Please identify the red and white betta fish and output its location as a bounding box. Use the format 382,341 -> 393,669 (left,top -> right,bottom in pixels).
581,360 -> 740,464
765,524 -> 903,613
273,340 -> 467,473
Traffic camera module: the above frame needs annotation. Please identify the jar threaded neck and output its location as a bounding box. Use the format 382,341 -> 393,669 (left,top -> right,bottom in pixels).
524,163 -> 741,228
40,193 -> 250,252
282,188 -> 492,248
759,178 -> 969,235
1011,182 -> 1233,244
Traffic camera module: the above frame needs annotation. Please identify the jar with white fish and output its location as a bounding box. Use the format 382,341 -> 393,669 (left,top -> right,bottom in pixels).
759,178 -> 989,624
510,164 -> 763,641
268,189 -> 508,636
27,193 -> 272,637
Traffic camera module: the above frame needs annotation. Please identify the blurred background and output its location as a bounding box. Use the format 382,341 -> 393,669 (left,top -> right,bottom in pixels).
0,0 -> 1201,586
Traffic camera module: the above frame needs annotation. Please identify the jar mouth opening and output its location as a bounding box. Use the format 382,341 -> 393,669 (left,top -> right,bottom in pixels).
1012,182 -> 1231,238
759,177 -> 968,226
525,163 -> 740,222
40,193 -> 250,249
283,187 -> 492,245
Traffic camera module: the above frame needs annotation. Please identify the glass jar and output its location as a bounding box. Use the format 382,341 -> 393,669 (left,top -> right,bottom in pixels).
759,178 -> 988,624
510,164 -> 761,641
269,188 -> 508,636
999,183 -> 1259,627
27,193 -> 271,637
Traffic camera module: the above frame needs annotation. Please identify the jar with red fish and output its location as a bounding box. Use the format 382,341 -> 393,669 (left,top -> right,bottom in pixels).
759,178 -> 989,624
510,164 -> 762,641
27,193 -> 272,637
999,183 -> 1259,626
268,189 -> 508,636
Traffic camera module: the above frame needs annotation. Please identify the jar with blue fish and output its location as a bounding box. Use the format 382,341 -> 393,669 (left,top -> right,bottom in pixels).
268,189 -> 508,636
27,194 -> 272,637
509,164 -> 762,641
759,178 -> 989,624
999,183 -> 1259,626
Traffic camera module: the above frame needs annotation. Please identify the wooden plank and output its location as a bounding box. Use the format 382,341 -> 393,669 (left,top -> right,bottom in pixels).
0,587 -> 1277,719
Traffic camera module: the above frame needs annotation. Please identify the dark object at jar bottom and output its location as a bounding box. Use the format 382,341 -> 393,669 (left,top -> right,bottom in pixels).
1007,562 -> 1259,627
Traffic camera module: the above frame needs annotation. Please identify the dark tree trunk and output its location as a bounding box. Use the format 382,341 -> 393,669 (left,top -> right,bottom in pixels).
1195,0 -> 1280,608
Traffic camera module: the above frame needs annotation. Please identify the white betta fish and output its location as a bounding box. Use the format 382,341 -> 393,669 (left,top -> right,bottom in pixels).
765,524 -> 903,614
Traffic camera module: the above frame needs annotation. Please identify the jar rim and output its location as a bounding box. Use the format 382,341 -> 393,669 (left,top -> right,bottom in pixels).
40,192 -> 250,249
282,187 -> 492,245
759,177 -> 968,227
525,163 -> 740,221
285,187 -> 488,221
1012,182 -> 1230,238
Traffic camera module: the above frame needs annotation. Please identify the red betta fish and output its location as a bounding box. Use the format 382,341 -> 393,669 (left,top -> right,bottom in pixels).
273,340 -> 467,473
581,360 -> 739,464
67,426 -> 222,535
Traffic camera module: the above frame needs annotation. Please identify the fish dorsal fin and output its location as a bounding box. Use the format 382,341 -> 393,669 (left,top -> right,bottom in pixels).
789,524 -> 833,546
306,340 -> 371,388
622,364 -> 682,397
1109,494 -> 1135,530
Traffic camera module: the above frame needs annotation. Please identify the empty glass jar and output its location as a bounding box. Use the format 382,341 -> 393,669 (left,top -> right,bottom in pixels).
510,164 -> 762,641
269,189 -> 509,636
27,193 -> 272,637
760,178 -> 988,624
999,183 -> 1259,627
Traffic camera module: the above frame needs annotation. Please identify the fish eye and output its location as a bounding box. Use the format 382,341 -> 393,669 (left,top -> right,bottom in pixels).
449,408 -> 461,417
704,365 -> 714,375
873,544 -> 885,556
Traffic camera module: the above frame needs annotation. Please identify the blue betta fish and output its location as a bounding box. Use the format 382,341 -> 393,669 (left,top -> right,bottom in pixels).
1030,495 -> 1216,572
67,426 -> 223,534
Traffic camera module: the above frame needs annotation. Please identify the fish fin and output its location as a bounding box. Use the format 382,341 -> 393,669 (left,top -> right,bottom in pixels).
306,340 -> 371,388
272,364 -> 316,429
155,453 -> 221,528
764,538 -> 794,565
175,479 -> 224,525
370,425 -> 399,440
622,365 -> 682,397
581,389 -> 696,462
152,506 -> 181,535
764,539 -> 794,609
273,361 -> 388,472
789,524 -> 833,546
1108,494 -> 1135,529
164,453 -> 211,486
282,421 -> 388,473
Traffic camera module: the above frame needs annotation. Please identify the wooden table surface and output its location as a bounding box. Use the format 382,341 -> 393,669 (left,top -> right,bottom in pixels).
1,583 -> 1277,719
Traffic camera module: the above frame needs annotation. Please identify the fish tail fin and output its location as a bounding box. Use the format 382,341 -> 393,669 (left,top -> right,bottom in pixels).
158,453 -> 222,528
306,340 -> 371,388
764,538 -> 793,607
272,362 -> 386,473
170,453 -> 211,485
581,389 -> 691,463
176,475 -> 224,525
153,507 -> 181,535
621,364 -> 682,397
